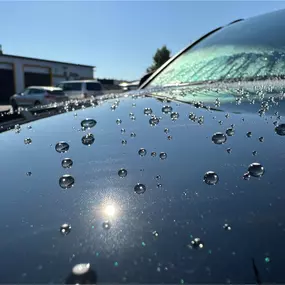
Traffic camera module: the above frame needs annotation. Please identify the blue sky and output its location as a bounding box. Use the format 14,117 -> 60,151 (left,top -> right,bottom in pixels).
1,1 -> 285,80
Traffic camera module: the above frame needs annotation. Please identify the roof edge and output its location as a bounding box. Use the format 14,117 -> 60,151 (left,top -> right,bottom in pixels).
0,54 -> 95,68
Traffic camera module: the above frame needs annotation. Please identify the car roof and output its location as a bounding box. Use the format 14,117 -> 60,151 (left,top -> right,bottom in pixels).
27,86 -> 63,91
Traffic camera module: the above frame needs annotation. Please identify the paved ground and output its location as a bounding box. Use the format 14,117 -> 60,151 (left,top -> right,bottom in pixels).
0,105 -> 11,112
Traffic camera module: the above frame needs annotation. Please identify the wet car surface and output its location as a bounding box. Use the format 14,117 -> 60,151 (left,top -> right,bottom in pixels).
1,83 -> 285,283
2,8 -> 285,284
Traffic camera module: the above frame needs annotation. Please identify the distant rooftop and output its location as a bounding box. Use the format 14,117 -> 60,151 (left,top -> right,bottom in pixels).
0,53 -> 95,68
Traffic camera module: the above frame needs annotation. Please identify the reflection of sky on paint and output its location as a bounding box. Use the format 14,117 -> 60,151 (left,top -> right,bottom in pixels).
2,93 -> 285,282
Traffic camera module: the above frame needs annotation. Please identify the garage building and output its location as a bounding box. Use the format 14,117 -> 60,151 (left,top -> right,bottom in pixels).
0,53 -> 94,104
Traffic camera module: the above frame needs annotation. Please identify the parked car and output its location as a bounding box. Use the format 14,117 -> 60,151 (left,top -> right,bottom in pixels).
9,86 -> 68,110
57,80 -> 104,100
1,8 -> 285,284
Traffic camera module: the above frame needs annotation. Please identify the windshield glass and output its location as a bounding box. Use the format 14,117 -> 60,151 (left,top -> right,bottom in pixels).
148,9 -> 285,87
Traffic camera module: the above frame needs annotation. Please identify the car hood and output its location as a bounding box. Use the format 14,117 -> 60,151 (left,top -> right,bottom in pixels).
1,82 -> 285,283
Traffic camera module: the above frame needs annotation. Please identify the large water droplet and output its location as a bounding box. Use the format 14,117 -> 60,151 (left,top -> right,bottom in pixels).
170,112 -> 179,121
248,163 -> 265,177
55,141 -> 70,153
116,119 -> 122,125
102,221 -> 111,230
275,124 -> 285,136
204,171 -> 219,185
159,152 -> 167,160
81,118 -> 97,129
212,132 -> 227,144
138,148 -> 147,156
134,183 -> 146,194
118,168 -> 127,178
59,174 -> 75,189
226,128 -> 235,136
149,116 -> 160,126
82,133 -> 95,146
190,237 -> 204,249
60,223 -> 71,235
151,151 -> 157,157
62,158 -> 73,169
144,108 -> 153,115
162,105 -> 173,114
24,138 -> 32,145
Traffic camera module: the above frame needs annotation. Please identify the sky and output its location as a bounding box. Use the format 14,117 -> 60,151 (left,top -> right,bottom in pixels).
1,1 -> 285,81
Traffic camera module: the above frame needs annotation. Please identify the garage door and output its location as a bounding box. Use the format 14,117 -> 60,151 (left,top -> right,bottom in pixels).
0,63 -> 15,104
24,65 -> 51,88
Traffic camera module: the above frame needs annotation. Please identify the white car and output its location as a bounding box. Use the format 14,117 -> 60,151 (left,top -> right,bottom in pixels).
57,80 -> 105,100
10,86 -> 68,110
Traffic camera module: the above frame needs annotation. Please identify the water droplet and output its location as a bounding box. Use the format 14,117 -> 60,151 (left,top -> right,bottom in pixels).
198,116 -> 204,125
15,124 -> 21,133
159,152 -> 167,160
204,171 -> 219,185
212,132 -> 227,144
275,124 -> 285,136
129,112 -> 134,118
259,136 -> 264,142
226,128 -> 235,136
170,112 -> 179,121
82,133 -> 95,146
121,139 -> 127,145
72,263 -> 91,275
265,257 -> 271,263
226,148 -> 232,153
223,224 -> 231,231
59,174 -> 75,189
26,171 -> 32,176
167,135 -> 172,140
114,261 -> 119,267
190,237 -> 204,249
111,104 -> 117,111
144,108 -> 153,115
243,172 -> 251,180
118,168 -> 127,178
162,105 -> 173,114
24,138 -> 32,145
248,163 -> 265,178
55,141 -> 69,153
152,230 -> 159,237
138,148 -> 147,156
116,119 -> 122,125
157,183 -> 162,188
156,175 -> 161,180
189,112 -> 197,121
130,132 -> 136,138
151,151 -> 157,157
149,116 -> 160,126
61,158 -> 73,169
60,223 -> 71,235
164,128 -> 169,134
27,125 -> 32,130
121,128 -> 126,134
102,221 -> 111,230
81,118 -> 97,129
246,132 -> 252,138
134,183 -> 146,194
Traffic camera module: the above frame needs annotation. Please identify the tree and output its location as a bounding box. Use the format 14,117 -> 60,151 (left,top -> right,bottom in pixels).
147,45 -> 171,73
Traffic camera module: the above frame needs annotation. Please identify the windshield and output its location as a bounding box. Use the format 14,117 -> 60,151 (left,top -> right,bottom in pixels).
148,9 -> 285,87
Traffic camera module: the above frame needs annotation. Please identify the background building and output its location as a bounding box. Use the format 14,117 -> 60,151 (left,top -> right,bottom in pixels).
0,51 -> 94,103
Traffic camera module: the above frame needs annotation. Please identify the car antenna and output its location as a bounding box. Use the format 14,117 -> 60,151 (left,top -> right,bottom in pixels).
252,258 -> 262,285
